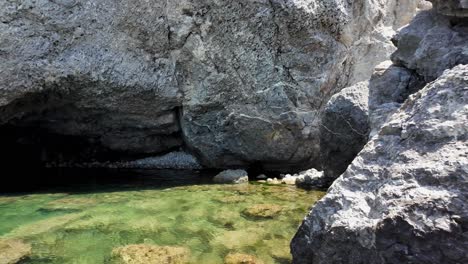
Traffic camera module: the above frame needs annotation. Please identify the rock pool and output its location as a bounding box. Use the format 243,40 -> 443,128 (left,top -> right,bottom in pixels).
0,169 -> 325,264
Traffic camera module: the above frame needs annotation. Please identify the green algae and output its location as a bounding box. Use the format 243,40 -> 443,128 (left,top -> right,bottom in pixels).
0,183 -> 324,264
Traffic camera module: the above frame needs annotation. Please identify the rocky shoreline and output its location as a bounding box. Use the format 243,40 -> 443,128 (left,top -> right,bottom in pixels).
0,0 -> 467,263
291,1 -> 468,263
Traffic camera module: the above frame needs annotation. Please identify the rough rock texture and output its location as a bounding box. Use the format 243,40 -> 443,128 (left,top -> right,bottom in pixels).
294,169 -> 329,189
0,0 -> 421,170
291,65 -> 468,264
0,239 -> 32,264
429,0 -> 468,17
369,6 -> 468,137
391,10 -> 468,83
213,169 -> 249,184
111,244 -> 190,264
319,82 -> 370,178
368,61 -> 424,137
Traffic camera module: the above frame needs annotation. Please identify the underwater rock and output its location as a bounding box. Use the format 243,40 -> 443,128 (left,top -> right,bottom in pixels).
0,239 -> 31,264
111,244 -> 190,264
40,197 -> 98,212
242,204 -> 283,219
213,170 -> 249,184
224,253 -> 264,264
291,65 -> 468,264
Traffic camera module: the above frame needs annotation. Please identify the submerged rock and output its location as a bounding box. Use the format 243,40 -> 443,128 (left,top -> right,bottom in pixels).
0,239 -> 31,264
242,204 -> 283,219
224,253 -> 264,264
213,170 -> 249,184
40,197 -> 98,212
111,244 -> 190,264
291,65 -> 468,264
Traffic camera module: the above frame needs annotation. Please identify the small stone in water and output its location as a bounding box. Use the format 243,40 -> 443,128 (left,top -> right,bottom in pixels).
111,244 -> 190,264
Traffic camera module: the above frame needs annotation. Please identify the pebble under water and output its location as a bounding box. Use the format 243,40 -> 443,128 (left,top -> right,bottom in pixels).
0,169 -> 325,264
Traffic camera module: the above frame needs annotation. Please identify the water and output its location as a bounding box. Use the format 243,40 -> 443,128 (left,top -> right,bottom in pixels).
0,169 -> 325,264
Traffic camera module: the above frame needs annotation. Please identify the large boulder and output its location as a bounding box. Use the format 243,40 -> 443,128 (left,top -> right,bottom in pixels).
213,169 -> 249,184
291,65 -> 468,264
0,0 -> 421,170
368,61 -> 424,137
391,10 -> 468,82
428,0 -> 468,17
319,82 -> 370,178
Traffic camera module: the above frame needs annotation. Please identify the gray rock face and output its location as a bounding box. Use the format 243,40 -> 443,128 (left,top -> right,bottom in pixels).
391,10 -> 468,82
291,65 -> 468,264
295,168 -> 328,189
368,61 -> 424,138
429,0 -> 468,17
319,82 -> 370,178
0,0 -> 421,170
213,169 -> 249,184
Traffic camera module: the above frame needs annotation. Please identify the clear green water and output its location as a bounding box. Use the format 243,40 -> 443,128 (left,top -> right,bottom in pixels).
0,170 -> 324,264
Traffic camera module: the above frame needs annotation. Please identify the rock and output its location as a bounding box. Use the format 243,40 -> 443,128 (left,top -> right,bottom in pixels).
281,175 -> 297,185
213,170 -> 249,184
291,65 -> 468,264
40,197 -> 97,212
266,178 -> 281,185
0,239 -> 31,264
120,151 -> 201,170
0,0 -> 421,170
224,253 -> 264,264
391,10 -> 468,82
295,169 -> 329,189
256,174 -> 267,180
242,204 -> 283,219
111,244 -> 190,264
319,82 -> 370,179
368,61 -> 425,138
428,0 -> 468,17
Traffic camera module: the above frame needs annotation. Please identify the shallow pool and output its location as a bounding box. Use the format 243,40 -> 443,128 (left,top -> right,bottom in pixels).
0,169 -> 324,263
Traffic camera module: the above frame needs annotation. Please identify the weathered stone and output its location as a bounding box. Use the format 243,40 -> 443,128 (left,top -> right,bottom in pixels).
291,65 -> 468,264
368,61 -> 425,138
213,170 -> 249,184
0,239 -> 31,264
429,0 -> 468,17
319,82 -> 370,178
224,253 -> 264,264
0,0 -> 421,170
391,11 -> 468,82
111,244 -> 190,264
294,169 -> 329,189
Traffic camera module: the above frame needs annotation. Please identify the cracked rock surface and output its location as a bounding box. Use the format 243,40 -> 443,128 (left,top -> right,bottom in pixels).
0,0 -> 420,170
291,64 -> 468,264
